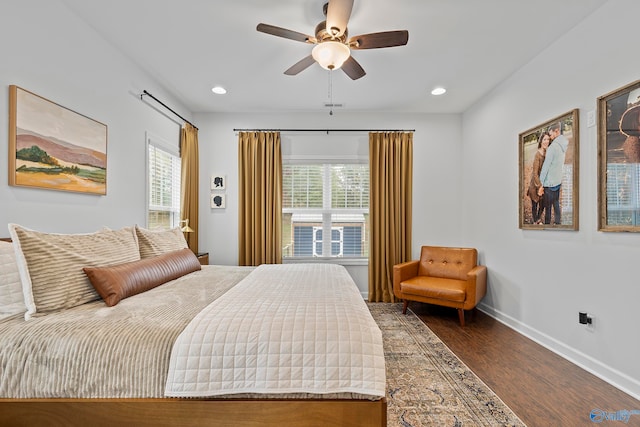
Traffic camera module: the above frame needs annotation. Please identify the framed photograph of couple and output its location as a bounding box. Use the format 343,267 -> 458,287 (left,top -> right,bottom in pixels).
598,79 -> 640,232
519,109 -> 579,230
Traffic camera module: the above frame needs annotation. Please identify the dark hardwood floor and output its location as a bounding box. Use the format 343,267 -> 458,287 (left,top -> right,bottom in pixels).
409,303 -> 640,427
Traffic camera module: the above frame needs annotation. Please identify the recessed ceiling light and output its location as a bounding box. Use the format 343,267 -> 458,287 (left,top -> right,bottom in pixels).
211,86 -> 227,95
431,87 -> 446,96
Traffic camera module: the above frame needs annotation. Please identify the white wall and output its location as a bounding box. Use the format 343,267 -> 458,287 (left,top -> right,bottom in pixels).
462,0 -> 639,398
0,0 -> 186,233
194,111 -> 463,294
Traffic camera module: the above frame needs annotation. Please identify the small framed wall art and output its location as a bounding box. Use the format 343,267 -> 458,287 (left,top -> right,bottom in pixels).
211,174 -> 226,190
211,193 -> 226,209
598,79 -> 640,231
518,109 -> 579,230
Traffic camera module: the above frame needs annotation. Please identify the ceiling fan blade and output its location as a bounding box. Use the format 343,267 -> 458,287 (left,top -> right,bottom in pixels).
341,56 -> 366,80
349,30 -> 409,49
256,23 -> 316,43
326,0 -> 354,37
284,55 -> 316,75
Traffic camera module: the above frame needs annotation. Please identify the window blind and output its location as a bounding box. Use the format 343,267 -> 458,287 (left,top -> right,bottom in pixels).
148,142 -> 181,229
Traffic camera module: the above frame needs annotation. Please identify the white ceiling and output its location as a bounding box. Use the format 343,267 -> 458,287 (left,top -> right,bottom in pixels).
60,0 -> 606,115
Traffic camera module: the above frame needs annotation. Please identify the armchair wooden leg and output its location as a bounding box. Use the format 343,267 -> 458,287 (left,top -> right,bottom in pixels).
402,300 -> 409,314
458,308 -> 465,327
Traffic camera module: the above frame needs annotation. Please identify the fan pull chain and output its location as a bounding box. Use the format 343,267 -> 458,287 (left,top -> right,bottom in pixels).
328,70 -> 334,116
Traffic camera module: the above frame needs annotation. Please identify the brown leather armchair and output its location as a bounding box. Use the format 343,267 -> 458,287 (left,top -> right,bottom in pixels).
393,246 -> 487,326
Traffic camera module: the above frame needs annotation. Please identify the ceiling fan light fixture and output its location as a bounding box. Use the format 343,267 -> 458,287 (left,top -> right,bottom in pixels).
312,41 -> 350,71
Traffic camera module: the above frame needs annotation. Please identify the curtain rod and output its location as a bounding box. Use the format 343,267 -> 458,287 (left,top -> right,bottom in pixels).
233,129 -> 415,133
140,90 -> 198,130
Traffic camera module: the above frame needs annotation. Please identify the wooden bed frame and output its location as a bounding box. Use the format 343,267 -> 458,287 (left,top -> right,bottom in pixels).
0,237 -> 387,426
0,398 -> 387,426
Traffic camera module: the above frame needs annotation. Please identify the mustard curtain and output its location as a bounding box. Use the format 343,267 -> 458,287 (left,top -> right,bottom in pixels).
180,123 -> 199,252
238,131 -> 282,266
368,131 -> 413,302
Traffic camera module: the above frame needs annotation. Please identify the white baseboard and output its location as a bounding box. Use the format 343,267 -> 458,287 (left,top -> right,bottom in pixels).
477,303 -> 640,401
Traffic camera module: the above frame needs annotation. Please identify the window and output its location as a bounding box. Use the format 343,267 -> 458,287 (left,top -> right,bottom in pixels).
282,163 -> 369,259
606,163 -> 640,225
147,134 -> 181,229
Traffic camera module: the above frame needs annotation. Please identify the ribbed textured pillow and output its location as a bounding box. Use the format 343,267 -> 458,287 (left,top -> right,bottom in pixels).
8,224 -> 141,319
135,225 -> 188,258
84,248 -> 201,307
0,241 -> 25,320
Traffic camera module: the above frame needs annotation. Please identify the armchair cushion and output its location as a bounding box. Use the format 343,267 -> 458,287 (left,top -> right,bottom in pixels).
400,276 -> 467,302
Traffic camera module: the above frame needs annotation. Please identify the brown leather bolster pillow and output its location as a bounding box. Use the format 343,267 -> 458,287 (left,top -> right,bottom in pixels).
83,248 -> 201,307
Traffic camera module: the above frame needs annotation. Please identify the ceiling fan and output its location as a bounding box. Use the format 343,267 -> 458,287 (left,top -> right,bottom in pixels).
256,0 -> 409,80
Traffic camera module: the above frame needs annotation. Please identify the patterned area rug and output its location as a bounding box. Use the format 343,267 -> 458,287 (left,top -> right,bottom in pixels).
368,303 -> 526,427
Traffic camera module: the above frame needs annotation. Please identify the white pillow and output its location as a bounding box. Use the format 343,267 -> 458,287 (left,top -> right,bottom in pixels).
0,240 -> 26,320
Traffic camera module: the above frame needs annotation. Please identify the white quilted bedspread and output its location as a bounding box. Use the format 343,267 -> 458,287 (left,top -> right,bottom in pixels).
165,263 -> 385,398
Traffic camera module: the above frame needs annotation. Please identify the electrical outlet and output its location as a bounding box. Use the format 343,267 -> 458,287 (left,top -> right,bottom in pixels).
579,311 -> 595,331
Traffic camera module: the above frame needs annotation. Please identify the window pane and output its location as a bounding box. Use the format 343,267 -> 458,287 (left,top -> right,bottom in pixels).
282,163 -> 369,259
331,165 -> 369,209
293,226 -> 313,256
283,165 -> 323,208
343,225 -> 363,256
331,242 -> 341,256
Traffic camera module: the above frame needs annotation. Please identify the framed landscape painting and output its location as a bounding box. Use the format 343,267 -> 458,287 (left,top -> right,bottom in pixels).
598,79 -> 640,232
8,85 -> 107,195
519,109 -> 579,230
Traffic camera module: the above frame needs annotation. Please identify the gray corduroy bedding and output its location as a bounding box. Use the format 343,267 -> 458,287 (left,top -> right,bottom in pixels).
0,265 -> 252,398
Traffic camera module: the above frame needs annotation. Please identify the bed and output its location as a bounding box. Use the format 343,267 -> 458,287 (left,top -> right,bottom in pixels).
0,227 -> 386,426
